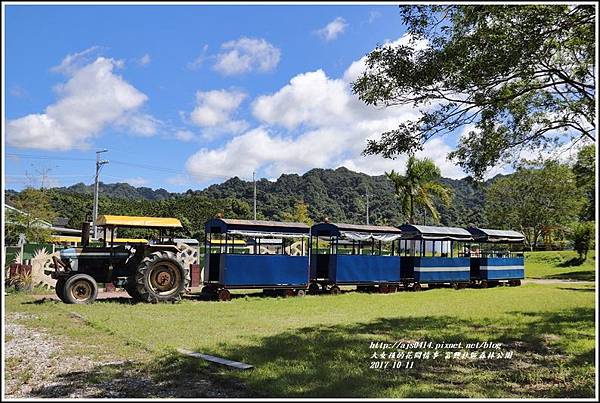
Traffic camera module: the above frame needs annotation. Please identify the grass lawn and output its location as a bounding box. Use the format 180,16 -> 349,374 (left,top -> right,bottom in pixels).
5,280 -> 596,398
525,250 -> 596,281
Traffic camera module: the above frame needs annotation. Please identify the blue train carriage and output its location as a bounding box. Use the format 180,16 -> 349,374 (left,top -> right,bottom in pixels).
465,227 -> 526,288
203,218 -> 311,301
398,224 -> 473,291
309,222 -> 403,295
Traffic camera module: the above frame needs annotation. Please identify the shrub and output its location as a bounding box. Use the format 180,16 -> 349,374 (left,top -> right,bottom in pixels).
570,222 -> 595,261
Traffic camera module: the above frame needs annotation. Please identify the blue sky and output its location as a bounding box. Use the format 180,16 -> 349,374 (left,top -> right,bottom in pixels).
5,3 -> 469,192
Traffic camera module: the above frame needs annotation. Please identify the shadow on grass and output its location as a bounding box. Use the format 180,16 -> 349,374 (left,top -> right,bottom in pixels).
28,355 -> 251,398
557,257 -> 586,267
207,307 -> 595,398
22,296 -> 138,306
558,287 -> 596,293
24,307 -> 595,398
546,271 -> 595,281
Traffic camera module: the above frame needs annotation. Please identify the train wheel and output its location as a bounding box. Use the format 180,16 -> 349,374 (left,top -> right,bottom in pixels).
330,285 -> 341,295
282,289 -> 295,298
412,283 -> 422,292
308,282 -> 320,294
389,285 -> 398,293
480,280 -> 489,289
379,284 -> 389,293
515,279 -> 521,286
218,289 -> 231,301
451,282 -> 459,290
296,289 -> 306,297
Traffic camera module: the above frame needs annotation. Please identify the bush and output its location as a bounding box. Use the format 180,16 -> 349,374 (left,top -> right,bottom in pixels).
570,222 -> 595,261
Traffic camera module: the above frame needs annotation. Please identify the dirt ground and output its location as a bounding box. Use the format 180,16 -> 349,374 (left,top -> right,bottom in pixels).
3,310 -> 248,398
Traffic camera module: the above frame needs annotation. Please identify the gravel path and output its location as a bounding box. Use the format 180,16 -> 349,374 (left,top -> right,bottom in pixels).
4,312 -> 248,398
4,312 -> 101,398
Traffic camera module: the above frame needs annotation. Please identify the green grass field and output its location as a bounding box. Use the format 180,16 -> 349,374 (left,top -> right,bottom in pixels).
525,250 -> 596,281
4,250 -> 596,398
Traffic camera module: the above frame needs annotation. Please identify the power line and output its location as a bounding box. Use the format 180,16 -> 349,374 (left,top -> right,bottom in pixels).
6,153 -> 246,181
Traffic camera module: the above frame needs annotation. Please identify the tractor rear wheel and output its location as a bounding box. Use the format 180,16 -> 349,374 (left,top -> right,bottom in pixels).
62,274 -> 98,304
135,251 -> 190,303
124,277 -> 142,301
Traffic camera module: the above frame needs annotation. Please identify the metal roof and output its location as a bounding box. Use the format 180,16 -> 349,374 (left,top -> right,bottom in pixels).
311,222 -> 402,237
466,227 -> 525,243
205,218 -> 310,234
97,215 -> 182,228
399,224 -> 473,240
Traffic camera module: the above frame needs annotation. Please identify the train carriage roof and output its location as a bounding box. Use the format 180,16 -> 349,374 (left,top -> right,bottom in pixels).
311,222 -> 402,241
399,224 -> 473,241
97,215 -> 182,228
466,227 -> 525,243
205,218 -> 310,237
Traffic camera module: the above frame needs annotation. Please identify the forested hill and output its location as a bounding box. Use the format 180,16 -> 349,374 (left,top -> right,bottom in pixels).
54,182 -> 176,201
6,166 -> 494,237
197,167 -> 488,227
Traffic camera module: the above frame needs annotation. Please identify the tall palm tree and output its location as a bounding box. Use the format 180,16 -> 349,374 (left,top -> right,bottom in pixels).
386,155 -> 452,224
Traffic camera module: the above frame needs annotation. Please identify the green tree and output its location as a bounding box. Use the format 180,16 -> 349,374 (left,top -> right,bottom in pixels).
569,221 -> 595,261
572,144 -> 596,221
6,187 -> 57,243
485,160 -> 583,250
353,5 -> 595,180
385,155 -> 452,224
281,200 -> 314,226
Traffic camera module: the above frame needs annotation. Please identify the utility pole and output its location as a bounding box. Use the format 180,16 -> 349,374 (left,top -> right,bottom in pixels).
366,185 -> 370,225
92,149 -> 109,238
253,171 -> 257,220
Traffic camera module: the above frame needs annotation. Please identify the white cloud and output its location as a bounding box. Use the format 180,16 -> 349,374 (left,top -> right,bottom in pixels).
174,130 -> 195,142
189,89 -> 248,139
186,127 -> 347,180
187,44 -> 209,70
191,89 -> 246,127
10,85 -> 27,98
315,17 -> 348,41
213,37 -> 280,75
7,56 -> 150,150
185,34 -> 464,182
138,53 -> 151,66
367,10 -> 381,24
116,113 -> 161,137
252,70 -> 350,130
51,46 -> 102,75
343,34 -> 429,83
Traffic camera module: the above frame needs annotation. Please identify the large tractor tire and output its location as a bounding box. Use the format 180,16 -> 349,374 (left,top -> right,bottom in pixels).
62,274 -> 98,304
124,277 -> 142,301
135,251 -> 190,303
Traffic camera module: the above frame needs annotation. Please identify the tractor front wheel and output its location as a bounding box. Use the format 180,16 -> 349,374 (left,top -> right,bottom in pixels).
62,274 -> 98,304
55,278 -> 67,302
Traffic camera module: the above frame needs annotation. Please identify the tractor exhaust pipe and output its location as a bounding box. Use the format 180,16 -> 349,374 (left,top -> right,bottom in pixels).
81,222 -> 91,247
